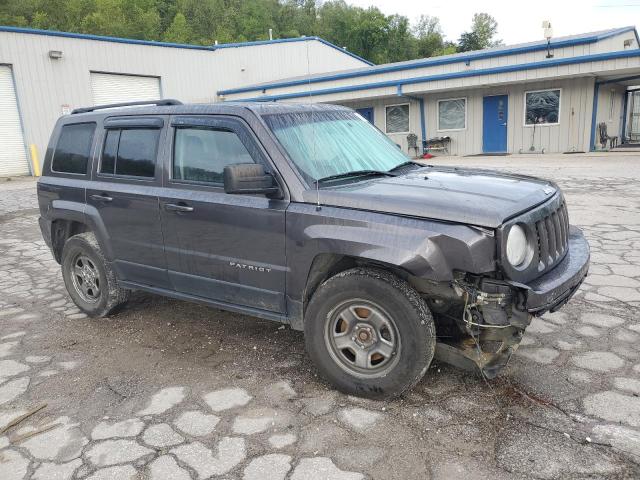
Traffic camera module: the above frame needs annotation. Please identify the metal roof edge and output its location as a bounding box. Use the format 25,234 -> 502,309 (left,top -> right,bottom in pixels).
0,25 -> 217,50
214,36 -> 374,66
595,26 -> 637,41
218,26 -> 639,96
236,48 -> 640,102
0,25 -> 374,64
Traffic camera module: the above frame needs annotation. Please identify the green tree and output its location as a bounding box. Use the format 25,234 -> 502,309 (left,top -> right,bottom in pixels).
413,15 -> 446,58
163,11 -> 190,43
385,14 -> 417,62
0,0 -> 504,63
458,12 -> 502,52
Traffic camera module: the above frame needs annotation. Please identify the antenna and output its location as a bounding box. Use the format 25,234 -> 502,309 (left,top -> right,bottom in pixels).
542,21 -> 553,58
305,39 -> 321,211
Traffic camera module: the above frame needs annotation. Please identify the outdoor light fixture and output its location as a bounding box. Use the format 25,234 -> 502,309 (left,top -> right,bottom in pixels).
542,21 -> 553,58
48,50 -> 63,59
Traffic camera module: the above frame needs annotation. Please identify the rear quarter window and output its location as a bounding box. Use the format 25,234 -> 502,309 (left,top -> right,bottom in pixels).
51,123 -> 96,174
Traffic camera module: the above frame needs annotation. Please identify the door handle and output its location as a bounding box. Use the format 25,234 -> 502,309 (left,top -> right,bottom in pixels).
164,203 -> 194,213
89,194 -> 113,203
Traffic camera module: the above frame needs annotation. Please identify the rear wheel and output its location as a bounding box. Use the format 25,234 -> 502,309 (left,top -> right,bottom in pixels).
304,267 -> 436,399
61,232 -> 129,317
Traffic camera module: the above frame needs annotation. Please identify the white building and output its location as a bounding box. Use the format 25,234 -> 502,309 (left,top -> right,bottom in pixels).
0,26 -> 370,176
221,27 -> 640,156
1,25 -> 639,177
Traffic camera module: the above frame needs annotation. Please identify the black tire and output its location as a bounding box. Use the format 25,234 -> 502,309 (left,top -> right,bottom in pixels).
304,267 -> 436,399
61,232 -> 130,317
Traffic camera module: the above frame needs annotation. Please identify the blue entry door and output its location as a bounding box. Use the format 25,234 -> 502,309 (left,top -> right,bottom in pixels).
483,95 -> 508,153
356,107 -> 374,124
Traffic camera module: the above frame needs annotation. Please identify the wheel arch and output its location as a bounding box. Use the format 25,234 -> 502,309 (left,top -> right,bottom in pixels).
300,253 -> 412,324
49,205 -> 113,264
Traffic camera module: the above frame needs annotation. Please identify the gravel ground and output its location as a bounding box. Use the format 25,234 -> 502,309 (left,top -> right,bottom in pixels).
0,152 -> 639,480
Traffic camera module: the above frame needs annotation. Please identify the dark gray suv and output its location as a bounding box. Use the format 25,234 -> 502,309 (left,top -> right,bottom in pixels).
37,100 -> 590,398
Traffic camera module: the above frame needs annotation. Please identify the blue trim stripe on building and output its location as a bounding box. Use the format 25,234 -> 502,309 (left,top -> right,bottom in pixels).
236,48 -> 640,102
218,26 -> 639,96
0,26 -> 373,66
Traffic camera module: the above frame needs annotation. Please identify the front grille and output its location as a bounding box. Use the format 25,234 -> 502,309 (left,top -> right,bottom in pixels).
534,201 -> 569,272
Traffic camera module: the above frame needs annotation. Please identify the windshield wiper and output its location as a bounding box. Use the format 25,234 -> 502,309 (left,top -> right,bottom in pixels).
314,170 -> 396,184
388,160 -> 423,173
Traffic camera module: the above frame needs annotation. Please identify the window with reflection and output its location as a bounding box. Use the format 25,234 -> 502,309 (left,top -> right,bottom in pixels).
173,127 -> 254,184
99,128 -> 159,178
438,98 -> 466,131
525,89 -> 560,125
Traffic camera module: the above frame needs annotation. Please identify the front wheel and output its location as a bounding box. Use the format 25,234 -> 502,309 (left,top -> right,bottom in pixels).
304,268 -> 436,399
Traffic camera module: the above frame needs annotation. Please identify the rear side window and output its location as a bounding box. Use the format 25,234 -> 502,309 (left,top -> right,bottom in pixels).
173,127 -> 254,184
52,123 -> 96,174
100,128 -> 159,178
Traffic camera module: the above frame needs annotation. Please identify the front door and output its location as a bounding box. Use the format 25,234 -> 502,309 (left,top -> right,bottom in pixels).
356,107 -> 374,125
159,115 -> 288,313
483,95 -> 508,153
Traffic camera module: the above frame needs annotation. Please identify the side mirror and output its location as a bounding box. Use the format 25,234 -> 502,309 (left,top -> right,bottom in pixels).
223,163 -> 280,196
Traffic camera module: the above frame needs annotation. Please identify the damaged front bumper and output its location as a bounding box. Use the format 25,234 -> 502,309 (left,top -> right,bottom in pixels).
521,226 -> 590,314
435,226 -> 590,378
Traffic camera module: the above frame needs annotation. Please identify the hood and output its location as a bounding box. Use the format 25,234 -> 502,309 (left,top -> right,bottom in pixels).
303,166 -> 557,228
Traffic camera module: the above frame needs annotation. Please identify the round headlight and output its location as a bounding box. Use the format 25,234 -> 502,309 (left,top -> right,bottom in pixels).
506,225 -> 528,267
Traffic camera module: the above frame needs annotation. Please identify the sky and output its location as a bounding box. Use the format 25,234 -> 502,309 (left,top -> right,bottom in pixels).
348,0 -> 640,45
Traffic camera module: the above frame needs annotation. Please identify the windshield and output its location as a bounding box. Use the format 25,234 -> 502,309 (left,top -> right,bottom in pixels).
262,109 -> 411,185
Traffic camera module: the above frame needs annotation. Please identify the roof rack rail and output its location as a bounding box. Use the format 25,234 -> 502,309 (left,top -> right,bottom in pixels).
71,99 -> 182,114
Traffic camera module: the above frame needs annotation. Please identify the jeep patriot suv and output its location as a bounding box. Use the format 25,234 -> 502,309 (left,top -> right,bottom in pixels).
37,100 -> 590,398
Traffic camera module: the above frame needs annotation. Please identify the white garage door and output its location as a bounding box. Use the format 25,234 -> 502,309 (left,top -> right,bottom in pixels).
90,72 -> 161,106
0,66 -> 29,177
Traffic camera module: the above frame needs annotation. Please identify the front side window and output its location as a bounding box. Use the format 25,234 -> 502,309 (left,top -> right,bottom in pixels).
263,110 -> 411,184
385,104 -> 410,133
99,128 -> 159,178
525,89 -> 560,125
51,123 -> 96,174
173,128 -> 254,184
438,98 -> 466,131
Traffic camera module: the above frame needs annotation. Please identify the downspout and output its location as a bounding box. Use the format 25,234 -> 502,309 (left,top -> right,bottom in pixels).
397,85 -> 426,153
589,81 -> 600,151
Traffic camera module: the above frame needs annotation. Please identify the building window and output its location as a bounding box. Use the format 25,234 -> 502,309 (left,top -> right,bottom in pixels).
385,104 -> 410,133
51,123 -> 96,174
525,89 -> 560,125
173,127 -> 254,185
437,98 -> 466,131
99,128 -> 159,178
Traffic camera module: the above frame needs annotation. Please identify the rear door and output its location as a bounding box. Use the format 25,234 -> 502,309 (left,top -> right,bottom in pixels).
87,116 -> 170,288
159,115 -> 287,313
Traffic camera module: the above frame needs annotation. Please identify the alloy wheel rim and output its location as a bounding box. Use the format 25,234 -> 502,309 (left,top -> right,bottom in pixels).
325,299 -> 401,378
70,254 -> 101,303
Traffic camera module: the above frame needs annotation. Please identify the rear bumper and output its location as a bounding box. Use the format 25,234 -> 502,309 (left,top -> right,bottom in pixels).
523,225 -> 590,314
